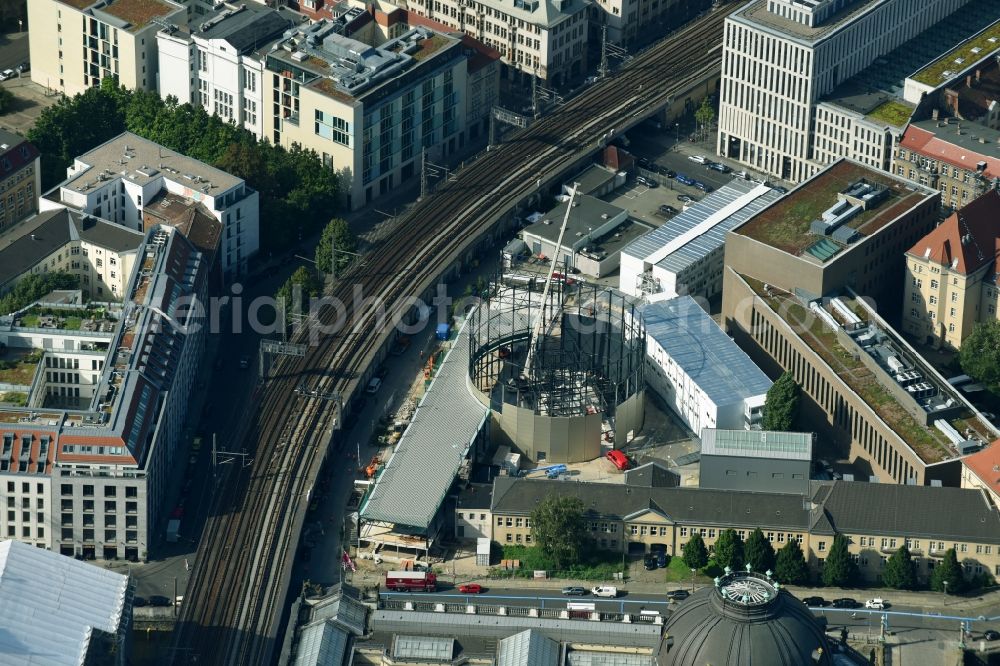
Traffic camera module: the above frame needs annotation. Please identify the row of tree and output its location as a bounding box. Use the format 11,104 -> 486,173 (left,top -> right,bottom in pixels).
276,218 -> 357,309
27,79 -> 344,255
681,528 -> 810,585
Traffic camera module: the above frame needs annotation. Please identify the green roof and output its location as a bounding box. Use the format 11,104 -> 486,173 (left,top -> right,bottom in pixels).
913,19 -> 1000,86
866,100 -> 915,127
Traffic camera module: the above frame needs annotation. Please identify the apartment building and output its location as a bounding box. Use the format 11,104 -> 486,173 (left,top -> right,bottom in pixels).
157,2 -> 304,140
901,190 -> 1000,349
42,132 -> 258,280
641,296 -> 771,434
264,21 -> 470,210
0,207 -> 144,300
28,0 -> 186,98
0,130 -> 41,235
0,224 -> 211,561
402,0 -> 589,85
718,0 -> 973,183
491,476 -> 1000,582
894,117 -> 1000,212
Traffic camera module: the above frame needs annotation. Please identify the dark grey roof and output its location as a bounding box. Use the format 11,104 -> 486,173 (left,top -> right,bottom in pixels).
0,209 -> 142,289
456,483 -> 493,510
522,195 -> 627,246
196,3 -> 296,54
817,482 -> 1000,544
491,477 -> 812,531
664,583 -> 832,666
623,461 -> 680,488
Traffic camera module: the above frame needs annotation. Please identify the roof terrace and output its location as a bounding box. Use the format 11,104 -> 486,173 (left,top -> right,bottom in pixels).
736,160 -> 924,258
745,276 -> 994,465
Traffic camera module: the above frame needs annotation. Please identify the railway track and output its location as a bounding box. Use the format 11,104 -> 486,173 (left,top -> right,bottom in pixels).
172,5 -> 738,663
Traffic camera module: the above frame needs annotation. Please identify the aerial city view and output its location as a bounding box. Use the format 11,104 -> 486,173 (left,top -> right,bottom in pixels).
5,0 -> 1000,664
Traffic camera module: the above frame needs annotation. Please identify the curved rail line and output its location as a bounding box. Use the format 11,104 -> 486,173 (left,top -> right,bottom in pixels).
173,5 -> 737,664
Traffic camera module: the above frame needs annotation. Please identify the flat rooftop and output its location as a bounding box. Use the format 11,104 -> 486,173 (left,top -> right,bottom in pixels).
735,160 -> 930,258
913,15 -> 1000,86
93,0 -> 182,32
191,2 -> 299,54
622,179 -> 781,274
526,195 -> 627,244
732,0 -> 884,43
63,132 -> 242,196
701,428 -> 812,461
742,278 -> 993,464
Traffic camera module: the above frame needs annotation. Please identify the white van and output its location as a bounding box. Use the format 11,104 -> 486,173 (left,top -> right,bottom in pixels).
591,585 -> 618,598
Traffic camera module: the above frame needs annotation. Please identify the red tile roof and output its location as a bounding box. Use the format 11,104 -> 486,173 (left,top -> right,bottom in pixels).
899,124 -> 1000,180
906,189 -> 1000,274
963,441 -> 1000,497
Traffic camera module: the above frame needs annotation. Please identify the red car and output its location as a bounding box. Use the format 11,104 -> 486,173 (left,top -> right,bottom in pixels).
606,449 -> 630,471
458,583 -> 484,594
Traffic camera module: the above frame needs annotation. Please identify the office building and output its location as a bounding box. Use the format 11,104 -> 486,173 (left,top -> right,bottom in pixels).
641,296 -> 772,435
718,0 -> 976,182
28,0 -> 186,98
157,2 -> 303,140
263,21 -> 473,210
402,0 -> 589,85
698,428 -> 813,495
490,476 -> 1000,584
42,132 -> 258,280
0,540 -> 133,665
0,130 -> 41,234
619,179 -> 781,301
902,190 -> 1000,349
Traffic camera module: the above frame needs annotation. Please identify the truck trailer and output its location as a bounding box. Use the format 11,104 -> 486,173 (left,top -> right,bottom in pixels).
385,570 -> 437,591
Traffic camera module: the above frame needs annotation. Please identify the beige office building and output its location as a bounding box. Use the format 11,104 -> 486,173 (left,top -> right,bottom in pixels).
28,0 -> 185,97
901,190 -> 1000,349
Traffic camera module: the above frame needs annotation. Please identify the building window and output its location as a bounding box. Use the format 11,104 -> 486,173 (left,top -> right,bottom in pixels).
818,541 -> 826,552
315,110 -> 351,146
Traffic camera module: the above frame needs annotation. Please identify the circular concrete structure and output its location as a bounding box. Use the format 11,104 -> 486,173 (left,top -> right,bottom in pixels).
468,276 -> 644,463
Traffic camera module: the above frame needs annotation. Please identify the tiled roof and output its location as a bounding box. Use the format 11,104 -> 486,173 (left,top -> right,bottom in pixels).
899,123 -> 1000,180
906,189 -> 1000,274
962,440 -> 1000,497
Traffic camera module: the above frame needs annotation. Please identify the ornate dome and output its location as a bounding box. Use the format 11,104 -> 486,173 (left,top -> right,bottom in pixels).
663,570 -> 832,666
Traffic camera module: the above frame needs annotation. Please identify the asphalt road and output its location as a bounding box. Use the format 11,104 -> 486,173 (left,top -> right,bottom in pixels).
0,31 -> 28,75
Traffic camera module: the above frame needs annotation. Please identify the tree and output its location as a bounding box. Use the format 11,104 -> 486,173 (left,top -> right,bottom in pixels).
762,372 -> 801,431
821,534 -> 859,588
774,539 -> 810,585
0,272 -> 78,315
930,548 -> 965,593
960,320 -> 1000,391
0,87 -> 13,115
315,218 -> 356,275
714,529 -> 744,571
682,533 -> 709,570
881,545 -> 917,590
694,97 -> 715,142
530,495 -> 588,570
744,528 -> 775,573
277,266 -> 322,314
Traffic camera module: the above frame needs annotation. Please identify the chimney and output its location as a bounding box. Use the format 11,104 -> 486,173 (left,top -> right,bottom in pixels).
932,108 -> 939,121
977,68 -> 982,83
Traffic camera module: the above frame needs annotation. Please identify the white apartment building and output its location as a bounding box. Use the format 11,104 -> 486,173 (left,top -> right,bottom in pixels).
264,22 -> 471,209
41,132 -> 258,280
641,296 -> 771,435
619,180 -> 781,302
28,0 -> 186,98
403,0 -> 589,84
157,2 -> 304,139
718,0 -> 973,183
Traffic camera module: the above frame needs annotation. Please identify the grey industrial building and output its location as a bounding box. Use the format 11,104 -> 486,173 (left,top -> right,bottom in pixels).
698,428 -> 812,495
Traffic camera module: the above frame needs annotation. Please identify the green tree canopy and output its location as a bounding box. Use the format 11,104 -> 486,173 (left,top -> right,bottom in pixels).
744,528 -> 775,573
714,528 -> 744,571
762,372 -> 801,431
694,97 -> 716,142
960,320 -> 1000,390
682,532 -> 709,570
0,87 -> 13,115
774,539 -> 810,585
821,534 -> 859,588
315,218 -> 356,275
930,548 -> 965,593
530,495 -> 588,570
0,272 -> 78,315
277,266 -> 322,314
881,545 -> 918,590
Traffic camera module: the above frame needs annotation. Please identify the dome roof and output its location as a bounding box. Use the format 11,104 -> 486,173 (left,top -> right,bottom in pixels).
663,571 -> 832,666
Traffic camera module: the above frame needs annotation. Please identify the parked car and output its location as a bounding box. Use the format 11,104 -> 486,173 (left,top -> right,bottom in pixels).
15,62 -> 28,74
666,589 -> 690,600
656,165 -> 676,178
708,162 -> 731,173
656,551 -> 668,568
636,175 -> 658,188
688,155 -> 708,164
591,585 -> 618,598
636,157 -> 653,170
772,185 -> 789,194
677,194 -> 693,203
802,596 -> 827,607
643,556 -> 658,571
694,181 -> 713,193
984,630 -> 1000,641
0,69 -> 14,82
658,204 -> 677,215
133,596 -> 148,607
458,583 -> 484,594
675,174 -> 696,186
832,597 -> 858,609
365,377 -> 382,394
606,449 -> 630,471
865,598 -> 886,610
149,595 -> 172,607
561,586 -> 588,596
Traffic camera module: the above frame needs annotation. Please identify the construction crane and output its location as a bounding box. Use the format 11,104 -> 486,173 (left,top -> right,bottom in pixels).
521,183 -> 579,381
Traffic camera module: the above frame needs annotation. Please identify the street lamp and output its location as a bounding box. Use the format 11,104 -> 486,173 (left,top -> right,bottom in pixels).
675,123 -> 681,148
690,568 -> 696,593
943,580 -> 948,598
